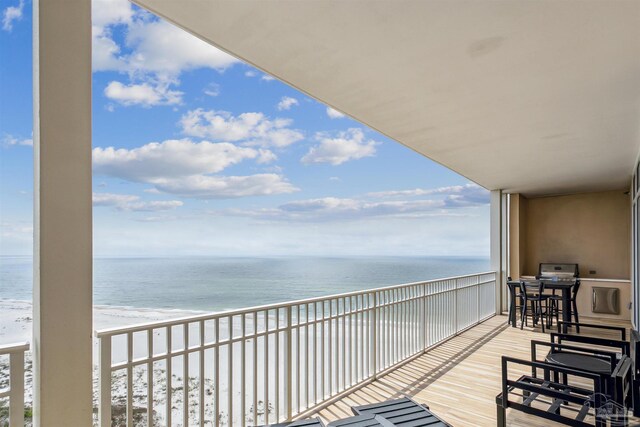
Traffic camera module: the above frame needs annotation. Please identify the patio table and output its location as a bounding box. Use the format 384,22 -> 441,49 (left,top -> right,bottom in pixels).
507,279 -> 575,332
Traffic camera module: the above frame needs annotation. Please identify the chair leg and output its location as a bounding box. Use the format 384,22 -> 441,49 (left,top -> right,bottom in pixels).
520,301 -> 526,330
496,403 -> 506,427
572,299 -> 580,333
540,301 -> 545,333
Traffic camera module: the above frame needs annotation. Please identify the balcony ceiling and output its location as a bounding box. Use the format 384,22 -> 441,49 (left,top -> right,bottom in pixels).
133,0 -> 640,196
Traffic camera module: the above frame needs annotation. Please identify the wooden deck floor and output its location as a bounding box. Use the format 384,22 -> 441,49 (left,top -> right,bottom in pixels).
306,315 -> 636,427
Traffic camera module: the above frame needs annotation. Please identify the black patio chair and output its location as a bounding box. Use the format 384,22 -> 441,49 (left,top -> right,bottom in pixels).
548,280 -> 581,331
520,280 -> 552,332
497,356 -> 608,427
531,340 -> 633,420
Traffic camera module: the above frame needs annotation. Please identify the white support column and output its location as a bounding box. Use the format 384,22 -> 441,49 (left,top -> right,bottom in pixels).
490,190 -> 504,314
33,0 -> 93,425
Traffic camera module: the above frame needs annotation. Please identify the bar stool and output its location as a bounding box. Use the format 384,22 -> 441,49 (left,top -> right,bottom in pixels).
549,280 -> 581,332
520,281 -> 551,332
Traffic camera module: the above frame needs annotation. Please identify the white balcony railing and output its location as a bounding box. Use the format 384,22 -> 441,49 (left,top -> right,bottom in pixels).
0,342 -> 29,427
95,271 -> 496,427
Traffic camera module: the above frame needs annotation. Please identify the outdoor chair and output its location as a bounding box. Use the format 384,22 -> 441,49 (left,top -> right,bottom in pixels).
520,280 -> 552,332
552,321 -> 629,357
352,396 -> 451,427
497,356 -> 609,427
531,340 -> 633,421
549,281 -> 581,331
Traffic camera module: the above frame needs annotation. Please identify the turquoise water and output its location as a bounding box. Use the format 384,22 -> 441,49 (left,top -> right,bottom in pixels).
0,256 -> 490,312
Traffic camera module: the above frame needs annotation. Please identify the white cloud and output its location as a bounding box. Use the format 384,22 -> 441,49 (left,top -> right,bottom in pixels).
367,183 -> 489,208
277,97 -> 299,111
94,17 -> 238,77
151,174 -> 298,199
245,70 -> 257,77
93,139 -> 263,181
92,5 -> 239,106
301,128 -> 378,165
261,75 -> 275,82
204,82 -> 220,97
180,109 -> 304,148
223,183 -> 487,223
326,107 -> 345,119
93,192 -> 183,212
124,20 -> 238,79
228,196 -> 472,223
2,0 -> 23,32
92,0 -> 133,28
93,139 -> 294,199
104,81 -> 183,106
2,134 -> 32,147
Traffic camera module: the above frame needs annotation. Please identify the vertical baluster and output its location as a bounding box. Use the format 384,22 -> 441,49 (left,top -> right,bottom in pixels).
264,311 -> 269,424
167,327 -> 173,427
296,306 -> 301,414
241,314 -> 246,427
99,336 -> 112,427
334,300 -> 339,392
275,310 -> 280,421
341,299 -> 346,391
349,298 -> 354,386
253,314 -> 258,425
148,329 -> 154,427
305,305 -> 310,409
228,317 -> 233,426
200,321 -> 205,427
320,301 -> 325,400
184,323 -> 190,427
127,332 -> 134,427
328,300 -> 332,397
312,303 -> 317,404
285,306 -> 292,420
359,297 -> 364,379
214,319 -> 219,427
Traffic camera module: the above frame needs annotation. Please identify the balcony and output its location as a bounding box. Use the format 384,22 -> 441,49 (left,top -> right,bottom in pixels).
9,0 -> 640,425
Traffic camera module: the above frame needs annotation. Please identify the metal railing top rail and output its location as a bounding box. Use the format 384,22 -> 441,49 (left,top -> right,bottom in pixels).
94,271 -> 496,337
0,342 -> 30,353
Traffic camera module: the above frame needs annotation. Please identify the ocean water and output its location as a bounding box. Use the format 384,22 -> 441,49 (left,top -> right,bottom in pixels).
0,256 -> 489,312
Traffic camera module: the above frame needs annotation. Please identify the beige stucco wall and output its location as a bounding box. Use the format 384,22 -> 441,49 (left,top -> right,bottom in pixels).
523,190 -> 630,279
508,194 -> 528,279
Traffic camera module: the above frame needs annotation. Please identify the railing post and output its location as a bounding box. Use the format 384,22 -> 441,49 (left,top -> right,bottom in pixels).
284,306 -> 293,420
369,292 -> 377,378
9,350 -> 25,427
99,336 -> 112,427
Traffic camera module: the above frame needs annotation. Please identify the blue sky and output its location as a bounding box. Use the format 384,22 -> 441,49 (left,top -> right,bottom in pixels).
0,0 -> 489,257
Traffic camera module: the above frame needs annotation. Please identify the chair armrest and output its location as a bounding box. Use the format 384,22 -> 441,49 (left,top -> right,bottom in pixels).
551,332 -> 630,355
501,356 -> 602,406
530,340 -> 618,370
557,321 -> 627,340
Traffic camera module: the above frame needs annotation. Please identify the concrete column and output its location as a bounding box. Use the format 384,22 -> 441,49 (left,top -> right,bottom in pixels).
490,190 -> 505,314
33,0 -> 93,425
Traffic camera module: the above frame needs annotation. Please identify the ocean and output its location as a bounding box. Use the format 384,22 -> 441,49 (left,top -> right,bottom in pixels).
0,256 -> 489,311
